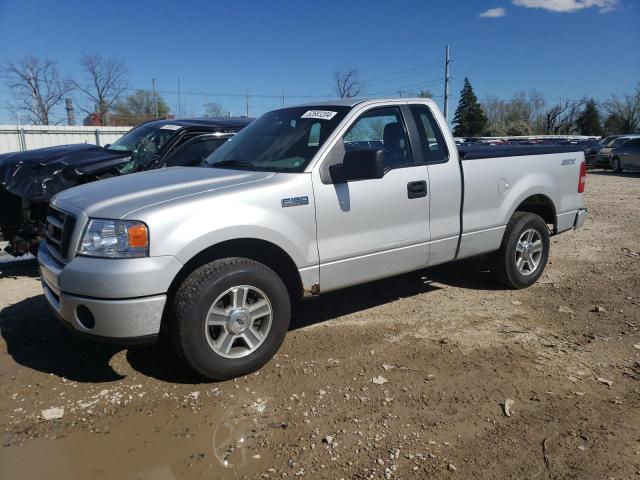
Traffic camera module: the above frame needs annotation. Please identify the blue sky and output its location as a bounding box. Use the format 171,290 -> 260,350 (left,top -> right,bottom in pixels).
0,0 -> 638,123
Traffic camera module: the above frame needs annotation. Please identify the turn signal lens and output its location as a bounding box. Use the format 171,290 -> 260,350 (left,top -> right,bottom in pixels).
127,224 -> 149,249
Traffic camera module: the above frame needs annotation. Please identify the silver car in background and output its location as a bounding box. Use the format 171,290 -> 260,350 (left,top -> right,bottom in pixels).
595,135 -> 640,168
611,137 -> 640,172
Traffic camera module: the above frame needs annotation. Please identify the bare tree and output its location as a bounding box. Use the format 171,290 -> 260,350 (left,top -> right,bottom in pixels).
602,84 -> 640,133
542,99 -> 585,135
2,56 -> 73,125
334,69 -> 364,98
203,101 -> 228,117
76,53 -> 128,125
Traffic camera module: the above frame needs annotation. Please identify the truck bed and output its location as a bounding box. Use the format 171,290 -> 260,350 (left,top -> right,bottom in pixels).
456,145 -> 586,260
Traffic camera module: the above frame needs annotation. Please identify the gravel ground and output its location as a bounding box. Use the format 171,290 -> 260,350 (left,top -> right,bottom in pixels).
1,171 -> 639,480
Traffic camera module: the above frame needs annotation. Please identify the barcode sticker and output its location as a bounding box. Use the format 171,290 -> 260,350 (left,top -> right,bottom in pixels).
301,110 -> 338,120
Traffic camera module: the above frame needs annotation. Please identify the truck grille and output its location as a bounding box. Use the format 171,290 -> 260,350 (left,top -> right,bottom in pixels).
45,206 -> 76,261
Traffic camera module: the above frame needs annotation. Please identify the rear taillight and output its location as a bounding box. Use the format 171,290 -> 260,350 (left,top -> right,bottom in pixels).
578,161 -> 587,193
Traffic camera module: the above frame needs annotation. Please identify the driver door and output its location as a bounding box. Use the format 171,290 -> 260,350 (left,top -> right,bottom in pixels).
312,106 -> 430,292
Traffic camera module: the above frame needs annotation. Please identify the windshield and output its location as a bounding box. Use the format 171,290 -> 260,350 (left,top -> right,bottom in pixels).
611,138 -> 629,148
204,106 -> 350,172
602,137 -> 625,148
108,124 -> 178,172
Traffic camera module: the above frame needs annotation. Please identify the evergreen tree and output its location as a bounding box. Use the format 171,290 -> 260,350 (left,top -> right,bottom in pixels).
452,78 -> 487,137
576,99 -> 602,136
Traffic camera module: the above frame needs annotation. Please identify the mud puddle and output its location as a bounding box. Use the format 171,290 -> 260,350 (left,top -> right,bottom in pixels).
0,395 -> 283,480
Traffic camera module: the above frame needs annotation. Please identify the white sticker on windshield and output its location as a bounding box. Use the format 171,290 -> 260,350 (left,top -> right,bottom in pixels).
301,110 -> 338,120
160,124 -> 181,130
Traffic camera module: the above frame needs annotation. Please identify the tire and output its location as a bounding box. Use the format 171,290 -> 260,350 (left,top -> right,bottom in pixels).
492,212 -> 550,289
611,157 -> 622,173
172,257 -> 291,380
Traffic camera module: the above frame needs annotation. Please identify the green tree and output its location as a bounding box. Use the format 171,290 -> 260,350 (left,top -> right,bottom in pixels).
505,119 -> 533,136
418,89 -> 432,98
113,90 -> 170,125
576,99 -> 602,136
452,78 -> 487,137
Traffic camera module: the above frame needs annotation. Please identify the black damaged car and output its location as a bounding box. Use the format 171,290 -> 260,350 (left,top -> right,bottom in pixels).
0,117 -> 252,256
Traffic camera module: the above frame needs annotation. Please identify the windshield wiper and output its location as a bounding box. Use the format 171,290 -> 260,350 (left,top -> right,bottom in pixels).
210,159 -> 257,170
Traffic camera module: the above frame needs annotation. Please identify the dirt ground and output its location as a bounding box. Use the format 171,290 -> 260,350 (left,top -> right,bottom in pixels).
1,171 -> 639,480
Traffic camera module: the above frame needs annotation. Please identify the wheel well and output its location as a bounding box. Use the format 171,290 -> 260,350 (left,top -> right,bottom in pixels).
514,195 -> 556,232
167,238 -> 304,303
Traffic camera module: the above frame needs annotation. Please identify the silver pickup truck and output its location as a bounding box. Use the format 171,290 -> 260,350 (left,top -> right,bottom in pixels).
38,99 -> 587,380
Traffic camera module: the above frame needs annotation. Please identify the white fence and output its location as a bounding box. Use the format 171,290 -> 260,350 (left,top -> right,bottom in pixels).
0,125 -> 132,154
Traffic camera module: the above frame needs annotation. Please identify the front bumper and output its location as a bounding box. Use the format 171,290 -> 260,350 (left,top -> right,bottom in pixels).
38,242 -> 178,342
594,155 -> 611,167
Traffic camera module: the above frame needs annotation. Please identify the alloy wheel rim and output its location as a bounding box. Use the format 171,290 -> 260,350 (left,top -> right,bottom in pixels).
204,285 -> 273,359
514,228 -> 543,276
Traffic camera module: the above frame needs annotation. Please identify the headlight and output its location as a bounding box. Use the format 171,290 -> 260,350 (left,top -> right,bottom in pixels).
78,219 -> 149,258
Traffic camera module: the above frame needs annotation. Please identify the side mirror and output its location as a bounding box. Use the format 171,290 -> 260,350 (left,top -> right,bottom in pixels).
329,149 -> 385,183
103,144 -> 111,149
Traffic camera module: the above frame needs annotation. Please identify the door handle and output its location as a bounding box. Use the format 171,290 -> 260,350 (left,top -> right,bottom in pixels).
407,180 -> 427,199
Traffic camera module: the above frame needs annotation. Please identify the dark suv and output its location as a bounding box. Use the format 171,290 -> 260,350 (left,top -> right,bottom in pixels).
0,117 -> 252,256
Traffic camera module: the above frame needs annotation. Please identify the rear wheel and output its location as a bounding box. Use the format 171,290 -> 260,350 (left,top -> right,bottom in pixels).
492,212 -> 550,289
172,257 -> 291,380
611,157 -> 622,173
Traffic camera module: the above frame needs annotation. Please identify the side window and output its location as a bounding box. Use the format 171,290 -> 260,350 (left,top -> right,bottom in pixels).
626,139 -> 640,149
342,107 -> 412,168
165,137 -> 225,167
308,122 -> 321,146
409,105 -> 449,163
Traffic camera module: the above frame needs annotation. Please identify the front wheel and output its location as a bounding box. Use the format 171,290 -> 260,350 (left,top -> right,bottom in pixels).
611,157 -> 622,173
172,257 -> 291,380
492,212 -> 550,289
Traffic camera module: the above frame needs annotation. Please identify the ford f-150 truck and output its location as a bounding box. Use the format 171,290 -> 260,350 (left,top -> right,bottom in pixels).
38,99 -> 587,380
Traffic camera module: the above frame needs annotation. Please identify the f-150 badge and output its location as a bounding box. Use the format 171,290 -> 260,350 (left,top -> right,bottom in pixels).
281,196 -> 309,208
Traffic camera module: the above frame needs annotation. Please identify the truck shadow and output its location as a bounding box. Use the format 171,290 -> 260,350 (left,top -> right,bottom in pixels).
290,257 -> 498,330
0,258 -> 39,279
0,295 -> 126,383
0,258 -> 501,384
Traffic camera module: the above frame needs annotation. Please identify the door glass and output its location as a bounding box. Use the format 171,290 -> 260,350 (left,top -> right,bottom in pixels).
409,105 -> 449,163
165,138 -> 225,167
343,107 -> 412,168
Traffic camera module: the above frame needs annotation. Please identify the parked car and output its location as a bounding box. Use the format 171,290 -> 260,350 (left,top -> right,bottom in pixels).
0,117 -> 252,256
560,139 -> 601,165
610,137 -> 640,172
39,98 -> 587,380
594,135 -> 640,168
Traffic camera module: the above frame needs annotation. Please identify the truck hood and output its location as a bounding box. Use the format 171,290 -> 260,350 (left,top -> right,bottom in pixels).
53,167 -> 275,219
0,144 -> 130,203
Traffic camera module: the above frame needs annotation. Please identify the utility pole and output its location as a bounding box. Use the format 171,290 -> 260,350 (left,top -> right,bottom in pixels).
152,79 -> 158,119
281,91 -> 285,108
65,98 -> 75,126
398,89 -> 403,98
177,77 -> 182,119
444,45 -> 450,122
245,89 -> 249,117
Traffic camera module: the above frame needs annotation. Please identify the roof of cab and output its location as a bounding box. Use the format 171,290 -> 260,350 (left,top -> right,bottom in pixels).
288,97 -> 436,109
141,117 -> 254,129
